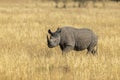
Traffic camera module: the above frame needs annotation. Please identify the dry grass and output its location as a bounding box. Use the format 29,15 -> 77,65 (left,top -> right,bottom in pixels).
0,1 -> 120,80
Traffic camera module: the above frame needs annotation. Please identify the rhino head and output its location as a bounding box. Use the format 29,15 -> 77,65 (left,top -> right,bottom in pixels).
47,28 -> 61,48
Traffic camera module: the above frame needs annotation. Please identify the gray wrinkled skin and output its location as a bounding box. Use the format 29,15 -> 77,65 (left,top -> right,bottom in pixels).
47,26 -> 98,55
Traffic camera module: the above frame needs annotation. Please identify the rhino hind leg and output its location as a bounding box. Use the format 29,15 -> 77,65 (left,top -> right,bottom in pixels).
91,48 -> 97,55
87,48 -> 94,55
87,43 -> 97,55
87,45 -> 97,55
92,45 -> 98,55
91,49 -> 96,54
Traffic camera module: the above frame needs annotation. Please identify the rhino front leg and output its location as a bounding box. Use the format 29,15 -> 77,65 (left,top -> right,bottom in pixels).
62,46 -> 73,55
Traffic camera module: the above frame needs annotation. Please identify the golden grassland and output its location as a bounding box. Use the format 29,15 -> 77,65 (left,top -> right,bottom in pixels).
0,1 -> 120,80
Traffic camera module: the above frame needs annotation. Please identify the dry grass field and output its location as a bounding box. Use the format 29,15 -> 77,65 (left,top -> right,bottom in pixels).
0,1 -> 120,80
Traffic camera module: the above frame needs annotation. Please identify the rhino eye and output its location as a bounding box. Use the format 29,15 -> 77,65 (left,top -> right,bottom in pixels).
54,39 -> 58,42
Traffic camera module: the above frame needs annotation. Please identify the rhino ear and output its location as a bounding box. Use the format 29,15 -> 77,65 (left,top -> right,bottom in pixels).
48,29 -> 53,35
56,28 -> 61,33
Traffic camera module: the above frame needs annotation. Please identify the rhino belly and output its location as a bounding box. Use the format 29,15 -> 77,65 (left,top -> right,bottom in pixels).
74,41 -> 90,51
74,46 -> 87,51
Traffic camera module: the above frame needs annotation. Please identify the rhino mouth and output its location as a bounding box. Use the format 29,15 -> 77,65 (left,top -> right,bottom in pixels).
48,45 -> 54,48
47,35 -> 54,48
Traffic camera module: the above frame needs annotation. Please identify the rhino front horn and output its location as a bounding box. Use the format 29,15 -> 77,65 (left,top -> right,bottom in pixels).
47,35 -> 50,43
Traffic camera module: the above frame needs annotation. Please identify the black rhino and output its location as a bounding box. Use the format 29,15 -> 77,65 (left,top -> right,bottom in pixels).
47,26 -> 98,55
